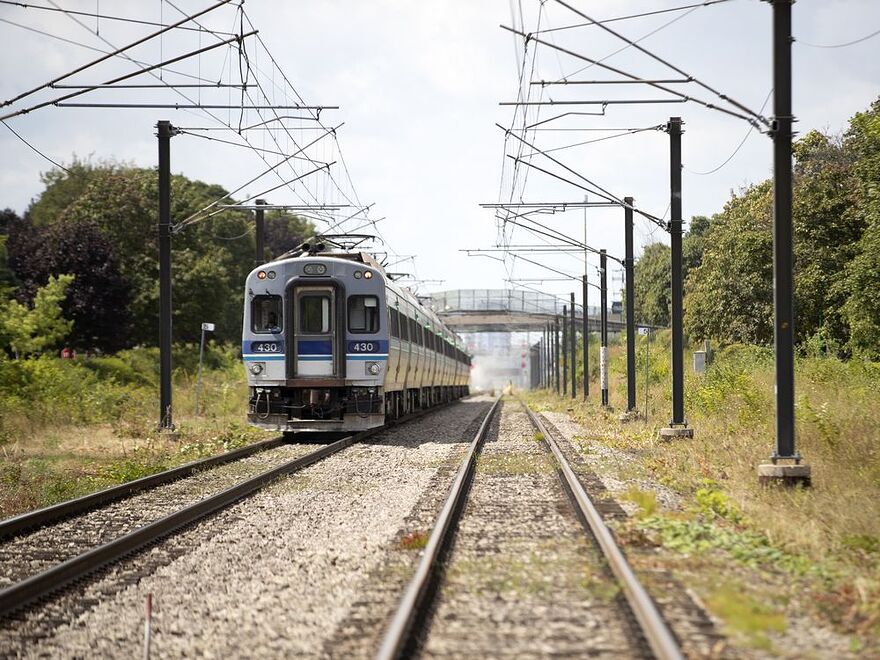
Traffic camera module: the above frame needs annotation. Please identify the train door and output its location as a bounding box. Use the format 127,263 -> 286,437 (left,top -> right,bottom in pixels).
291,286 -> 338,377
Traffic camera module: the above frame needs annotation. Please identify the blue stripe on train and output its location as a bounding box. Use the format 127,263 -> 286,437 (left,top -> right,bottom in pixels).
298,339 -> 334,355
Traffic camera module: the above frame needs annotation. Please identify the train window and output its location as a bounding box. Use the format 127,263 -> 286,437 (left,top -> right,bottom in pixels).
299,295 -> 331,333
348,296 -> 379,333
400,314 -> 409,341
390,308 -> 400,338
252,295 -> 282,334
415,322 -> 424,346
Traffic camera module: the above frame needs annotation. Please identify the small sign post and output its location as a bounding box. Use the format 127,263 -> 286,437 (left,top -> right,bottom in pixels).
194,322 -> 215,416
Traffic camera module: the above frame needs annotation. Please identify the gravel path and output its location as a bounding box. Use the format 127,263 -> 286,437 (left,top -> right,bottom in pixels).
3,397 -> 493,658
420,402 -> 647,659
0,442 -> 316,589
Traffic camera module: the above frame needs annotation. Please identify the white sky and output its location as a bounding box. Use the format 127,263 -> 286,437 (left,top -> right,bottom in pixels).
1,1 -> 878,305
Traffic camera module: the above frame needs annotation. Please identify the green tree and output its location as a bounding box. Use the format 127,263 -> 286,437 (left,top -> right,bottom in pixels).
1,275 -> 74,358
685,182 -> 775,345
841,99 -> 880,357
633,242 -> 671,326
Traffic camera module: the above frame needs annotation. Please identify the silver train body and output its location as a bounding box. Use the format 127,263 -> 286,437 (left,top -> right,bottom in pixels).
242,249 -> 470,432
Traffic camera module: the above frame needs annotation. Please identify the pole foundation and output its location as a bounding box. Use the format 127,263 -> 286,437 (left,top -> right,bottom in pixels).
659,424 -> 694,440
757,462 -> 812,488
618,410 -> 643,423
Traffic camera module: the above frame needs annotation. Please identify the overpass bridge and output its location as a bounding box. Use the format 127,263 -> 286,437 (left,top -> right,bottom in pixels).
422,289 -> 625,333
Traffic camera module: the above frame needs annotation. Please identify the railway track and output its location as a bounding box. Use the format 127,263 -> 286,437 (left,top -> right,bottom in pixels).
377,397 -> 684,660
0,401 -> 457,619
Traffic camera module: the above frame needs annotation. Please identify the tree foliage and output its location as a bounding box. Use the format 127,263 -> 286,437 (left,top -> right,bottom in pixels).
679,97 -> 880,357
633,242 -> 671,326
7,160 -> 315,349
6,217 -> 129,352
1,275 -> 74,358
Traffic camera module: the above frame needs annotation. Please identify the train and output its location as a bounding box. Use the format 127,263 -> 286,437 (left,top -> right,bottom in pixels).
242,242 -> 471,433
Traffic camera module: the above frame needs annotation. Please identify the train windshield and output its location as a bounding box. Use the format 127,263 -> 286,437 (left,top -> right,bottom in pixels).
300,295 -> 331,333
252,295 -> 282,333
348,296 -> 379,333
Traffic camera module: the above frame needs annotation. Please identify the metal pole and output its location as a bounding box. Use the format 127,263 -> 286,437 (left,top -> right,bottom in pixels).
194,325 -> 206,416
554,316 -> 561,394
760,0 -> 809,485
562,305 -> 568,397
624,196 -> 637,413
570,291 -> 577,398
157,120 -> 174,431
645,328 -> 651,422
772,0 -> 795,460
600,250 -> 609,407
255,198 -> 266,265
666,117 -> 689,432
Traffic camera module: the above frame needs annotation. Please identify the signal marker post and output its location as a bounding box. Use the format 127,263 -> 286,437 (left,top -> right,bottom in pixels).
599,250 -> 609,408
620,196 -> 640,422
759,0 -> 810,487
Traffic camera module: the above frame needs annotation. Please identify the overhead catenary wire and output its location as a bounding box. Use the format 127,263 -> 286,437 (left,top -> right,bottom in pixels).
0,0 -> 238,35
500,24 -> 763,128
797,27 -> 880,49
1,119 -> 69,172
533,0 -> 733,35
551,0 -> 769,126
687,88 -> 772,175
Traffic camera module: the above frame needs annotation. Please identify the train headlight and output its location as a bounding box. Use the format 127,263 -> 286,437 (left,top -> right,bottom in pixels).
363,270 -> 373,279
353,271 -> 362,279
366,361 -> 381,376
249,362 -> 265,375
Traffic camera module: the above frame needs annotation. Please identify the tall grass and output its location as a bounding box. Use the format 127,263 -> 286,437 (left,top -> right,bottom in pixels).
0,345 -> 266,516
529,332 -> 880,639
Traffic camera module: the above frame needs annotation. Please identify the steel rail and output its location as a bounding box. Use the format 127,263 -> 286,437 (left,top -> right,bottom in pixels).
0,401 -> 463,618
520,401 -> 684,660
375,396 -> 502,660
0,436 -> 287,541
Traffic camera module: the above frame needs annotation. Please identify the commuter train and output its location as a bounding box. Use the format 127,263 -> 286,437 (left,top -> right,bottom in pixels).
242,243 -> 470,433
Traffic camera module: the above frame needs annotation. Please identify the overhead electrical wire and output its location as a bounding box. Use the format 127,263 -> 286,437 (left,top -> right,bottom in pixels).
687,88 -> 772,175
797,27 -> 880,49
533,0 -> 733,35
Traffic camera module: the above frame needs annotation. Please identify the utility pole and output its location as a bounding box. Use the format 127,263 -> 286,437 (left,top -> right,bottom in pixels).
759,0 -> 810,486
554,316 -> 561,394
660,117 -> 694,439
562,305 -> 568,397
623,196 -> 637,417
254,198 -> 266,265
600,250 -> 609,408
157,120 -> 177,431
570,291 -> 577,398
582,274 -> 589,399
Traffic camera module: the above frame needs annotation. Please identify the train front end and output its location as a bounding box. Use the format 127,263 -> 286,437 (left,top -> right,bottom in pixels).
242,253 -> 387,433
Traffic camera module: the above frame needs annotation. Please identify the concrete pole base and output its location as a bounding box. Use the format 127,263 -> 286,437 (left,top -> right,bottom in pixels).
757,463 -> 812,488
618,410 -> 642,423
659,425 -> 694,440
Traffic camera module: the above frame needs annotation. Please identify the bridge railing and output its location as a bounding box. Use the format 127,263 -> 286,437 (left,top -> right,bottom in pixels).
426,289 -> 602,318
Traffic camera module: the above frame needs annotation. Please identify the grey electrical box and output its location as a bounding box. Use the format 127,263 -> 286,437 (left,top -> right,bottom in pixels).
693,350 -> 707,374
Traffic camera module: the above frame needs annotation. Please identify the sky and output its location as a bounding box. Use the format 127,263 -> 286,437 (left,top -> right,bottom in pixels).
1,0 -> 879,307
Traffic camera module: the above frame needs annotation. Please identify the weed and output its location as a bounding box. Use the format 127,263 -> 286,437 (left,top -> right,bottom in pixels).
399,531 -> 428,550
622,487 -> 658,519
705,582 -> 786,650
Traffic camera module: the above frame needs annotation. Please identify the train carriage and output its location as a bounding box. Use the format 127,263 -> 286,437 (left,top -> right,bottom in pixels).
242,244 -> 470,433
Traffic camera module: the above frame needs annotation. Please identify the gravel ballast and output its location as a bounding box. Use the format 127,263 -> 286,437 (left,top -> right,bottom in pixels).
3,397 -> 493,658
420,402 -> 647,659
0,442 -> 318,589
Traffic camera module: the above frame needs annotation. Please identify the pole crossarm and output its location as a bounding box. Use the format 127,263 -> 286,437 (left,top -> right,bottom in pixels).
496,124 -> 669,230
551,0 -> 771,128
0,29 -> 259,121
531,79 -> 691,86
500,99 -> 688,106
481,201 -> 619,209
499,24 -> 765,128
